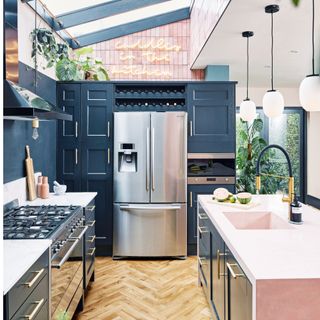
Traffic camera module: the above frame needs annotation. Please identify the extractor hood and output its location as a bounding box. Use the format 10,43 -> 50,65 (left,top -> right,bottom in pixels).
4,0 -> 72,121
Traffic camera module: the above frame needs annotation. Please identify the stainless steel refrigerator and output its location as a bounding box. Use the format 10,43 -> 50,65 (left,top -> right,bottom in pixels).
113,112 -> 187,258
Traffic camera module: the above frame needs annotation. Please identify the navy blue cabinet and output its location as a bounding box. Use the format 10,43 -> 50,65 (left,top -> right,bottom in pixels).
57,82 -> 113,255
187,184 -> 235,255
187,83 -> 236,153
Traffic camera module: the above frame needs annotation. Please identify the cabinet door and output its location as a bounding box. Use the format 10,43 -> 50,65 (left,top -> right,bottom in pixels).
226,247 -> 252,320
188,184 -> 235,247
57,83 -> 81,191
187,83 -> 236,153
211,224 -> 225,320
80,83 -> 113,253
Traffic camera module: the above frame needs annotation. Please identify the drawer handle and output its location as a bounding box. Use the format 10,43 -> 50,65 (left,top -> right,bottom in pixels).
88,247 -> 96,256
198,226 -> 208,234
87,235 -> 96,243
87,220 -> 96,227
217,249 -> 227,279
22,298 -> 44,319
198,213 -> 208,220
198,257 -> 207,267
86,205 -> 95,212
22,269 -> 45,288
226,262 -> 245,279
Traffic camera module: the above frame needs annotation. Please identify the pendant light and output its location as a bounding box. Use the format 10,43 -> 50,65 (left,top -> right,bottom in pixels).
239,31 -> 256,122
299,0 -> 320,112
263,5 -> 284,118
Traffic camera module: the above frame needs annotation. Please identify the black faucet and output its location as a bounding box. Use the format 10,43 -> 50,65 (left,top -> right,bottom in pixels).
255,144 -> 294,202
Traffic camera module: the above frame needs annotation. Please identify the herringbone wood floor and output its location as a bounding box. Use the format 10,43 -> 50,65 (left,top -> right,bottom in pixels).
75,257 -> 212,320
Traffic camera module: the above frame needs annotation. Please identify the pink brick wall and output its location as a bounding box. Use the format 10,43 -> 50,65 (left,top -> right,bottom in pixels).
92,19 -> 204,81
190,0 -> 230,67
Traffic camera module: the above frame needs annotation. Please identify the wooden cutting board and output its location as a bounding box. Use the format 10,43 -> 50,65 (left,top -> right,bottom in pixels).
25,145 -> 37,201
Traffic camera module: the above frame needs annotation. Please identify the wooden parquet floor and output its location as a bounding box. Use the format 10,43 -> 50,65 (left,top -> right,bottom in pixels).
75,256 -> 212,320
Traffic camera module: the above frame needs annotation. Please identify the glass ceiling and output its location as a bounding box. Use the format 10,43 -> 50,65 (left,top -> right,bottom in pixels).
38,0 -> 191,43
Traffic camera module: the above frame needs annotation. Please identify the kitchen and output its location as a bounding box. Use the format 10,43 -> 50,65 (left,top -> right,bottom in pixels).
2,0 -> 320,319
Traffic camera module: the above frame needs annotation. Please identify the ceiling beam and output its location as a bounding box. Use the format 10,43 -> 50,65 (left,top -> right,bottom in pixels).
56,0 -> 172,31
73,7 -> 190,48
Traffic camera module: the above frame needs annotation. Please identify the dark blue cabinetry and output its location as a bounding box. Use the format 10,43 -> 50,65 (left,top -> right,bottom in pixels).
187,83 -> 236,153
57,83 -> 113,255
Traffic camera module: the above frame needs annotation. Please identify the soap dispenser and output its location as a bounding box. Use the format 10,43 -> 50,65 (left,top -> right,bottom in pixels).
289,193 -> 303,224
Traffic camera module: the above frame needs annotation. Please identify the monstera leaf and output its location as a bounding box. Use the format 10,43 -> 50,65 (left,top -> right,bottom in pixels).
55,58 -> 79,81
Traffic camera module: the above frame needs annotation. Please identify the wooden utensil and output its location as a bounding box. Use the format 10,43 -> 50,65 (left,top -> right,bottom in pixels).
25,145 -> 37,201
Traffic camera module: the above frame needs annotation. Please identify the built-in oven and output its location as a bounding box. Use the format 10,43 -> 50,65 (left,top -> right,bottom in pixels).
188,153 -> 236,186
50,211 -> 87,320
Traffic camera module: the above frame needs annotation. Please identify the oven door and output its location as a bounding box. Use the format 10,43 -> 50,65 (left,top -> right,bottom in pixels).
51,226 -> 87,320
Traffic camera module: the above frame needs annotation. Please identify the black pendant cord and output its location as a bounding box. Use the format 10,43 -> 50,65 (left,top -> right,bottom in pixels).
312,0 -> 315,75
271,11 -> 274,91
246,36 -> 250,100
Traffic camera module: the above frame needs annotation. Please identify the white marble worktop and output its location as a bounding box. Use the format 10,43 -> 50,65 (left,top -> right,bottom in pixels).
3,240 -> 51,295
198,194 -> 320,284
22,192 -> 97,207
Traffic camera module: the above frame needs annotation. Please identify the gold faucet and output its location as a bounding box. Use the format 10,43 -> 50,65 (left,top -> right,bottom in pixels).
255,144 -> 294,203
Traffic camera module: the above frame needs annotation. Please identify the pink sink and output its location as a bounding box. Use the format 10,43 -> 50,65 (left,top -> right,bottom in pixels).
223,211 -> 294,230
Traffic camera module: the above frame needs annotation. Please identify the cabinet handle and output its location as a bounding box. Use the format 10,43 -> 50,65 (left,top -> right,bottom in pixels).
87,220 -> 96,227
189,121 -> 193,137
198,213 -> 208,220
87,235 -> 96,243
75,121 -> 78,138
22,298 -> 45,320
151,127 -> 155,191
198,256 -> 207,266
198,226 -> 209,234
88,247 -> 96,256
21,269 -> 45,288
107,121 -> 110,138
107,148 -> 110,164
226,262 -> 245,279
146,127 -> 150,191
189,191 -> 193,207
75,148 -> 78,165
86,205 -> 95,212
217,249 -> 227,279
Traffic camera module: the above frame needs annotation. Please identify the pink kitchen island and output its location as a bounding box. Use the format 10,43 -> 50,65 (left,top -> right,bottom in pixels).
198,194 -> 320,320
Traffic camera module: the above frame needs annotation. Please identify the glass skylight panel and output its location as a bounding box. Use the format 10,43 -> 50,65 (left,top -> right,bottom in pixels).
40,0 -> 113,16
65,0 -> 191,38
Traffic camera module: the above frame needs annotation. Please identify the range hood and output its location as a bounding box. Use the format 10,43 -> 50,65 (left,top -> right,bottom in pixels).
4,0 -> 72,121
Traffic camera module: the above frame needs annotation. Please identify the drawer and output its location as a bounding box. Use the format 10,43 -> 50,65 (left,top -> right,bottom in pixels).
11,273 -> 49,320
198,223 -> 210,251
7,250 -> 49,319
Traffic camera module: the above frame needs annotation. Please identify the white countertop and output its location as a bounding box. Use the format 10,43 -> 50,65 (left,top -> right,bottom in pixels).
3,240 -> 51,295
198,195 -> 320,284
21,192 -> 97,207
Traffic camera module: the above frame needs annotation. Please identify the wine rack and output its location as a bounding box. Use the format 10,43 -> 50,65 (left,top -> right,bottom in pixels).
114,84 -> 187,111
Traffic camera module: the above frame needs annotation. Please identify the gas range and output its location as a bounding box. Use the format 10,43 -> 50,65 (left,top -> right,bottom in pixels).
4,203 -> 81,240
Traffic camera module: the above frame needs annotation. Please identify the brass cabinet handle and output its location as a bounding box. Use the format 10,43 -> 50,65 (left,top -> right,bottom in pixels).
198,213 -> 208,220
75,121 -> 78,138
87,235 -> 96,243
107,121 -> 110,138
22,298 -> 45,319
87,220 -> 96,227
107,148 -> 111,164
86,205 -> 95,212
226,262 -> 245,279
198,226 -> 209,234
189,191 -> 193,208
88,247 -> 96,256
21,269 -> 45,288
217,250 -> 227,279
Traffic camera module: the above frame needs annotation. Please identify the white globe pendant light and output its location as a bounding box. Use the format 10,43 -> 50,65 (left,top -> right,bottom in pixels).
299,0 -> 320,112
239,31 -> 256,122
263,5 -> 284,118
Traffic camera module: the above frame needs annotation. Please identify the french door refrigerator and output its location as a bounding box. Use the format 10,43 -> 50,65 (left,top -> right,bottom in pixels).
113,112 -> 187,258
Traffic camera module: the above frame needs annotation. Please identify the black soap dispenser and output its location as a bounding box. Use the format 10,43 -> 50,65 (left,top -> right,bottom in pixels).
289,193 -> 303,224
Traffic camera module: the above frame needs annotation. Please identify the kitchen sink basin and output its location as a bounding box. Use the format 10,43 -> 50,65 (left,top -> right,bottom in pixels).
223,211 -> 294,230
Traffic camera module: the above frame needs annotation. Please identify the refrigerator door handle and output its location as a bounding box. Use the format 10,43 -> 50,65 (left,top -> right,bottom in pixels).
119,205 -> 182,210
151,127 -> 155,191
146,127 -> 150,191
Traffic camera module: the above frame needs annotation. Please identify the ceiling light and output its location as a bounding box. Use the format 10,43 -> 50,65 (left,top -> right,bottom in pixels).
299,0 -> 320,112
263,5 -> 284,118
239,31 -> 256,122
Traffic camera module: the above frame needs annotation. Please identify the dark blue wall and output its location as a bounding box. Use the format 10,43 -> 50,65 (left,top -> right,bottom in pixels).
3,63 -> 57,185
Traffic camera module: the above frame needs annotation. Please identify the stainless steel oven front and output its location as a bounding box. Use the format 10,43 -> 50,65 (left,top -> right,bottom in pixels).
50,217 -> 87,320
